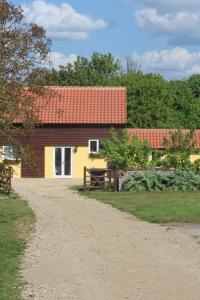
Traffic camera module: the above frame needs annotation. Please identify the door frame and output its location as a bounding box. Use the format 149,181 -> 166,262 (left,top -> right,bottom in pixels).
53,147 -> 73,178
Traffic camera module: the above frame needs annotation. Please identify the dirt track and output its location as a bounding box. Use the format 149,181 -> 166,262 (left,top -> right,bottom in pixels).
14,179 -> 200,300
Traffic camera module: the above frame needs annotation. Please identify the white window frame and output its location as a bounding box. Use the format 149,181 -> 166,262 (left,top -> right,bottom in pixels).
2,146 -> 18,161
88,139 -> 100,154
53,146 -> 73,178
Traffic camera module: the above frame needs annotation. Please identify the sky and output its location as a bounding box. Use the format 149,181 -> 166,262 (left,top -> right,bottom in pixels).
13,0 -> 200,78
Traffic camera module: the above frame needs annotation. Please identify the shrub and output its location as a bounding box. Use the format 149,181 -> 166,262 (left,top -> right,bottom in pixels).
121,170 -> 200,192
162,129 -> 196,168
147,150 -> 164,168
192,158 -> 200,173
0,163 -> 13,194
100,128 -> 151,170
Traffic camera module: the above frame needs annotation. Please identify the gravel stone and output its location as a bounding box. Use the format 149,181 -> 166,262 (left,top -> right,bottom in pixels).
13,179 -> 200,300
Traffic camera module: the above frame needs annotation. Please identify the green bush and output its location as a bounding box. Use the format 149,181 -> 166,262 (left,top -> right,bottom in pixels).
121,170 -> 200,192
162,129 -> 196,169
0,163 -> 13,194
192,158 -> 200,173
100,128 -> 151,170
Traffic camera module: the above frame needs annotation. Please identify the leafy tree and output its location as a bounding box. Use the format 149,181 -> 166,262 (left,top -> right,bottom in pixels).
112,72 -> 177,128
188,74 -> 200,98
121,57 -> 141,75
45,52 -> 120,86
0,0 -> 51,159
162,129 -> 196,168
169,79 -> 200,129
100,128 -> 150,170
45,52 -> 200,129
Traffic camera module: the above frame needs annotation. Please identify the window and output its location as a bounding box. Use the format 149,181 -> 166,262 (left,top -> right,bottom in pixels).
3,146 -> 18,161
88,140 -> 100,154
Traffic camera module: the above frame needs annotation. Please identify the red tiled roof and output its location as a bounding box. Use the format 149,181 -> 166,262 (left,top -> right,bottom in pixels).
127,129 -> 200,149
33,87 -> 127,124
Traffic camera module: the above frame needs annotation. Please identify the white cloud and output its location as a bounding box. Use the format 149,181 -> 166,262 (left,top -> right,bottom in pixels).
50,48 -> 200,78
132,0 -> 200,45
133,0 -> 200,13
132,47 -> 200,78
23,0 -> 107,40
135,9 -> 200,45
49,52 -> 77,68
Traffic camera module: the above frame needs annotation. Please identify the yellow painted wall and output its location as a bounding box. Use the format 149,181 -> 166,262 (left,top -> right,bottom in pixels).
10,163 -> 21,178
45,147 -> 54,178
73,147 -> 107,178
0,150 -> 21,178
44,146 -> 107,179
190,155 -> 200,162
41,149 -> 200,179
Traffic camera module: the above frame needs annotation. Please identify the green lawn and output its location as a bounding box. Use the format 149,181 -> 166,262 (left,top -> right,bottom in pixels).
0,193 -> 35,300
74,187 -> 200,224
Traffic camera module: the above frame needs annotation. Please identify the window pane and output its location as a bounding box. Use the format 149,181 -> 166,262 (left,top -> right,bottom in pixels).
3,146 -> 11,160
90,141 -> 97,153
3,146 -> 18,160
64,148 -> 71,176
55,148 -> 62,176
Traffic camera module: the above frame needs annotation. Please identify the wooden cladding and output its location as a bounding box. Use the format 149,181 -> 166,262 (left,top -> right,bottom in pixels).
21,147 -> 44,178
21,126 -> 122,178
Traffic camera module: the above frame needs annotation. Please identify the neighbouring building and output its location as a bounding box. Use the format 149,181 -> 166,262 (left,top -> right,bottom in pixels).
127,128 -> 200,162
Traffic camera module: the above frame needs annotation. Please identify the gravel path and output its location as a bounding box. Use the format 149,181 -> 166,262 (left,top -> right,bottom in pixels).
13,179 -> 200,300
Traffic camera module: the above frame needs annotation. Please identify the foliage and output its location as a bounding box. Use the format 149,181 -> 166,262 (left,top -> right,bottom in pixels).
100,128 -> 151,170
192,158 -> 200,173
44,52 -> 120,86
0,193 -> 35,299
188,74 -> 200,98
169,79 -> 200,129
162,129 -> 196,168
45,52 -> 200,129
121,170 -> 200,192
89,153 -> 101,159
147,150 -> 163,168
0,163 -> 13,194
78,188 -> 200,223
0,1 -> 51,160
113,72 -> 177,128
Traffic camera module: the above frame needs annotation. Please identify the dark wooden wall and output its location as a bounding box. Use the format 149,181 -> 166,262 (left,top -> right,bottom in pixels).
21,126 -> 123,178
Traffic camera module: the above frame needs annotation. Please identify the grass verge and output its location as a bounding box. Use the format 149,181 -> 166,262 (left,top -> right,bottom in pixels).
73,186 -> 200,224
0,193 -> 35,300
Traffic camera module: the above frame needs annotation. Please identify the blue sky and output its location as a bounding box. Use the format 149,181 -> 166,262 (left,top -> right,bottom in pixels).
14,0 -> 200,78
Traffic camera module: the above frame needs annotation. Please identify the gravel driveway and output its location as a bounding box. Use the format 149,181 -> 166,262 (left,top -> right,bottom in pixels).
13,179 -> 200,300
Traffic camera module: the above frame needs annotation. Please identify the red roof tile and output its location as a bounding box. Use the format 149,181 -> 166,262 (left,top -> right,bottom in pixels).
127,129 -> 200,149
34,87 -> 127,124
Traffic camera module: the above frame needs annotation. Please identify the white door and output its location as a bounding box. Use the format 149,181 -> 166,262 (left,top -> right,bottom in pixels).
54,147 -> 72,178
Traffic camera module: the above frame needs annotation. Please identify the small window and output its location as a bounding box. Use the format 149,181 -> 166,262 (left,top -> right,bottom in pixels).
3,146 -> 18,161
88,140 -> 100,154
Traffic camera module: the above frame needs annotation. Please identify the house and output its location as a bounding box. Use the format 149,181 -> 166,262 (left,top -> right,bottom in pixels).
3,88 -> 200,179
127,128 -> 200,162
4,87 -> 127,179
